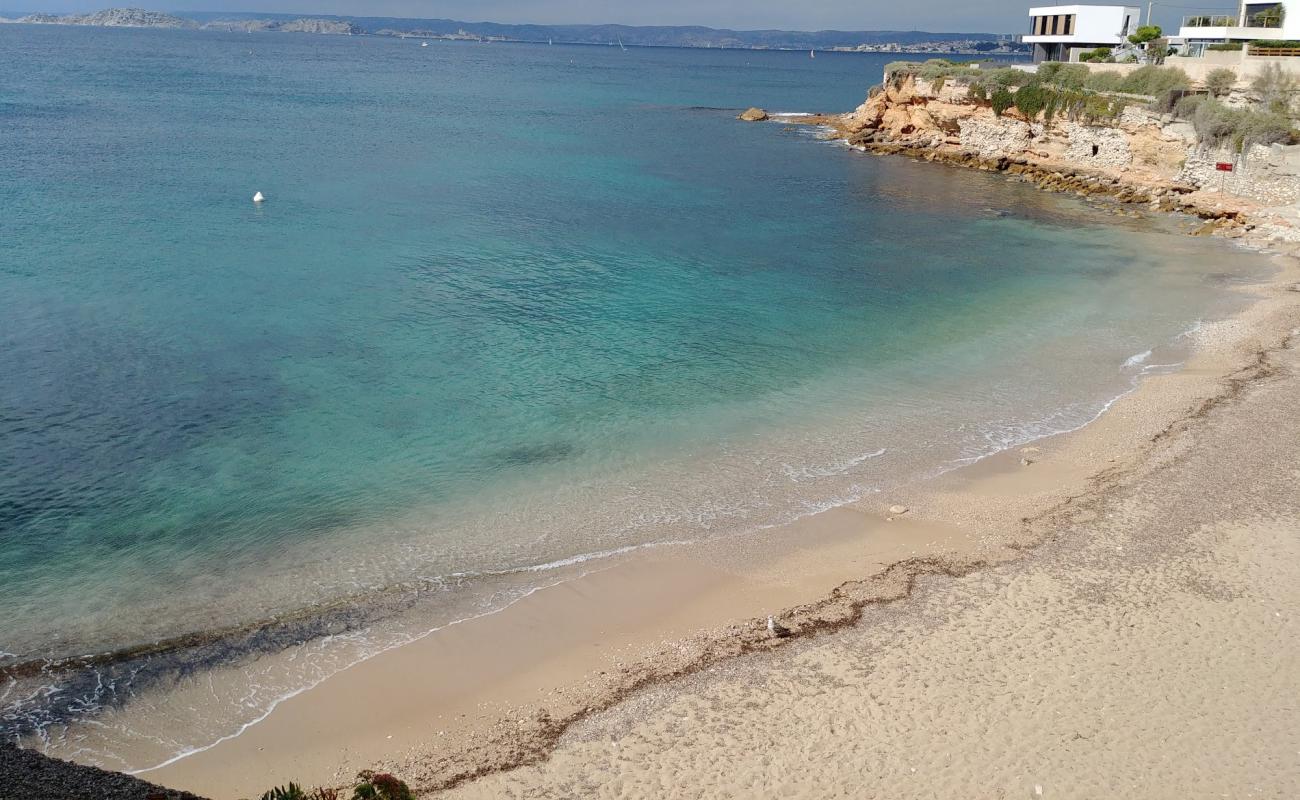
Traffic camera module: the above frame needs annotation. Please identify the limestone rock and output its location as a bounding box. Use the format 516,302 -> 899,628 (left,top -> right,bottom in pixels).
738,107 -> 769,122
889,505 -> 910,516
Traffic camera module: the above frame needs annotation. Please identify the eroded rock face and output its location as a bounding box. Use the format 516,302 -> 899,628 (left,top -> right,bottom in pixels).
959,116 -> 1042,161
738,107 -> 769,122
1064,124 -> 1133,169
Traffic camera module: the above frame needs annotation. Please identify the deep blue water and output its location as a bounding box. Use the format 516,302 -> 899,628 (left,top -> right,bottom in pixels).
0,25 -> 1268,764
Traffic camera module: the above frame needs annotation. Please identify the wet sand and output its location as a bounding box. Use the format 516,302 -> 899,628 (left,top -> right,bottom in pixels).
137,249 -> 1300,798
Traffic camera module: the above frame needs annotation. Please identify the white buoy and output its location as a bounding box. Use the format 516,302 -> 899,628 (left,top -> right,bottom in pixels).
253,191 -> 265,203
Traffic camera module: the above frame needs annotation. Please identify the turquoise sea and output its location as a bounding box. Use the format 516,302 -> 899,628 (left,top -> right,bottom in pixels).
0,25 -> 1269,768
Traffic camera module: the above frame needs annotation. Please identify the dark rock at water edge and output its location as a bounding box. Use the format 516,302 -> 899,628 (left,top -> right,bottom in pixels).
0,743 -> 208,800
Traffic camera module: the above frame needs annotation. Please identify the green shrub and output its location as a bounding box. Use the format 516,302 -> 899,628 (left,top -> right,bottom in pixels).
256,784 -> 338,800
1081,94 -> 1126,122
1251,62 -> 1297,113
1174,93 -> 1209,118
1128,25 -> 1163,46
1013,82 -> 1052,120
1248,39 -> 1300,48
990,86 -> 1014,117
968,83 -> 988,102
1189,96 -> 1296,149
1207,42 -> 1243,51
885,58 -> 981,85
1118,65 -> 1190,95
1083,71 -> 1125,92
1079,47 -> 1112,63
1205,67 -> 1237,97
1039,62 -> 1090,89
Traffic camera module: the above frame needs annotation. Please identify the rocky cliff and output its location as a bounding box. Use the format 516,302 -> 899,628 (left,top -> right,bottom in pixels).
806,72 -> 1300,238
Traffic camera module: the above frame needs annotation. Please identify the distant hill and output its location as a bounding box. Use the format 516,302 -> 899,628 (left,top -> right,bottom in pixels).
3,7 -> 1011,49
12,8 -> 195,28
194,12 -> 1007,48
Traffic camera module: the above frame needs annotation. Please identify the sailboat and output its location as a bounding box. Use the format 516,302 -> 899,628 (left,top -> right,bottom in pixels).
618,36 -> 627,51
549,37 -> 553,45
809,49 -> 816,59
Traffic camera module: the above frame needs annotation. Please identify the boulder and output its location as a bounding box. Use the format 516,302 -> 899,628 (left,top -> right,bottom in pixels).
738,107 -> 769,122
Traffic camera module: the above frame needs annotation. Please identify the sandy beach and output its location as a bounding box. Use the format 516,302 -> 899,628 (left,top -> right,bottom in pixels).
9,27 -> 1300,800
129,244 -> 1300,799
437,260 -> 1300,800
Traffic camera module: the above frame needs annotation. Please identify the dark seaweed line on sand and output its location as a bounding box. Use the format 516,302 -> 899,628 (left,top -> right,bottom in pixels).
0,576 -> 449,742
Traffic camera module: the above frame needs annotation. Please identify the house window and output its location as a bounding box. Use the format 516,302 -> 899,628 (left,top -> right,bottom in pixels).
1031,13 -> 1076,36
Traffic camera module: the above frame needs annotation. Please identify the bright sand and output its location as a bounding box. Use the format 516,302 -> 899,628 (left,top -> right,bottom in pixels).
143,252 -> 1300,798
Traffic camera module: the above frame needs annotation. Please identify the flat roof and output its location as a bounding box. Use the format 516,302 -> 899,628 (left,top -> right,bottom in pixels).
1029,5 -> 1139,12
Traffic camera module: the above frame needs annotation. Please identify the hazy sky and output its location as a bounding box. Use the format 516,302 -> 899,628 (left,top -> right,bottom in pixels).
3,1 -> 1180,34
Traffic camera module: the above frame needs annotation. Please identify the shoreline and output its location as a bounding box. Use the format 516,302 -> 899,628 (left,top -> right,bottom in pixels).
14,80 -> 1300,796
443,269 -> 1300,799
131,227 -> 1300,797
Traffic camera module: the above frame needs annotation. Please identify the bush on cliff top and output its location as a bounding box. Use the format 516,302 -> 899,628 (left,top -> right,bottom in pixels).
1117,65 -> 1190,96
1205,67 -> 1237,97
1037,63 -> 1187,98
1011,82 -> 1050,120
1176,95 -> 1296,149
884,60 -> 1031,93
990,86 -> 1014,117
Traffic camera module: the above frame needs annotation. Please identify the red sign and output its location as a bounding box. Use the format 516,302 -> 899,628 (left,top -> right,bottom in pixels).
1216,162 -> 1234,172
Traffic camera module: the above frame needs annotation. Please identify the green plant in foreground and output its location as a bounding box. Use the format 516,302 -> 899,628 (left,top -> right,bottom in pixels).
353,770 -> 415,800
260,785 -> 307,800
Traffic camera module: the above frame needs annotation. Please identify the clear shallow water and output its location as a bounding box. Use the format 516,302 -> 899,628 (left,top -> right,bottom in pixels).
0,26 -> 1269,765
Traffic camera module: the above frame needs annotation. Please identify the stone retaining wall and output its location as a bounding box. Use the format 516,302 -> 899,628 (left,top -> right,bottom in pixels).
1179,144 -> 1300,205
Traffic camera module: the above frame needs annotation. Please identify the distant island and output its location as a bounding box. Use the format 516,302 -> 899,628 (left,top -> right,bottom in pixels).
0,7 -> 1026,53
2,8 -> 362,34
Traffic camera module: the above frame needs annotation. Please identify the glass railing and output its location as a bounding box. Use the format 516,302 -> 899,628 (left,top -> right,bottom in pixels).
1244,13 -> 1285,27
1181,12 -> 1285,28
1181,14 -> 1239,27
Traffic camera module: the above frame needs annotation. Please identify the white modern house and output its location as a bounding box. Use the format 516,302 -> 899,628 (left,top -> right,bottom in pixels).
1024,5 -> 1141,62
1176,2 -> 1293,56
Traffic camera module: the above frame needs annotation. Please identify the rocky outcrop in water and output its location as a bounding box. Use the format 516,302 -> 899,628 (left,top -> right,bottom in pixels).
272,18 -> 362,35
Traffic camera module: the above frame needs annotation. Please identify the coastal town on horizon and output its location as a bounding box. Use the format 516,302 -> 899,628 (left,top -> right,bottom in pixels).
0,5 -> 1031,53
